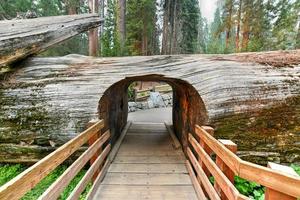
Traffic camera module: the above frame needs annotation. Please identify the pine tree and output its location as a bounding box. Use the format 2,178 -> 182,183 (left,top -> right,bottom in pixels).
126,0 -> 159,56
272,0 -> 299,50
101,0 -> 121,56
207,7 -> 226,53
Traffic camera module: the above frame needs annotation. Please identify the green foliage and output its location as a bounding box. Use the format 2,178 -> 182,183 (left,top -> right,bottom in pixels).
0,164 -> 90,200
180,0 -> 201,53
127,83 -> 136,101
126,0 -> 159,55
234,176 -> 264,200
291,164 -> 300,176
101,0 -> 122,57
0,164 -> 25,186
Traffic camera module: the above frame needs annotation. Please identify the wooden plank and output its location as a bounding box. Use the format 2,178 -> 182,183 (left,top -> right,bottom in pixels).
87,119 -> 102,181
92,185 -> 198,200
39,130 -> 110,200
114,155 -> 186,164
215,139 -> 237,200
67,144 -> 111,200
186,160 -> 207,200
265,162 -> 298,200
0,120 -> 104,200
187,147 -> 220,200
164,122 -> 181,149
0,14 -> 104,67
108,121 -> 132,162
108,163 -> 187,173
86,159 -> 111,200
195,125 -> 241,174
199,127 -> 214,179
239,161 -> 300,198
101,173 -> 192,185
189,133 -> 249,200
196,126 -> 300,198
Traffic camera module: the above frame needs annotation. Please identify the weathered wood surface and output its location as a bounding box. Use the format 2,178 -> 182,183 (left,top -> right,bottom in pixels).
93,122 -> 198,200
193,125 -> 300,198
0,14 -> 103,67
0,51 -> 299,163
0,120 -> 104,200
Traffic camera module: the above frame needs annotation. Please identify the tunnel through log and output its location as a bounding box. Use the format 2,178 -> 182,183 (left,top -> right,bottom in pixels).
98,75 -> 208,153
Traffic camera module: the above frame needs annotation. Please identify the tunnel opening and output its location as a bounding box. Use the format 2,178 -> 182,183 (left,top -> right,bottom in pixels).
127,81 -> 173,123
98,74 -> 208,153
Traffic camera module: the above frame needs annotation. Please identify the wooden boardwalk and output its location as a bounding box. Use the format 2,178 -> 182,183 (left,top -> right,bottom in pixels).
93,122 -> 198,200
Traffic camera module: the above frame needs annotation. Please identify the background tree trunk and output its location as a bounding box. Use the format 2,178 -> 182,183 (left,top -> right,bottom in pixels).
235,0 -> 242,52
88,0 -> 99,56
161,0 -> 170,55
117,0 -> 126,54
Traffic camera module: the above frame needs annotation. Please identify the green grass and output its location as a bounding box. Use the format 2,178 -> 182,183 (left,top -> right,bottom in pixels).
0,164 -> 26,186
1,163 -> 300,199
0,164 -> 91,200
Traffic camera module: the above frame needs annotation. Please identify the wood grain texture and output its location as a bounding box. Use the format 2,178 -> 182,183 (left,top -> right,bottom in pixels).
39,130 -> 110,200
195,125 -> 300,198
186,160 -> 207,200
67,144 -> 111,200
92,122 -> 198,200
0,120 -> 104,200
0,14 -> 103,67
187,147 -> 220,200
189,133 -> 248,200
0,52 -> 299,162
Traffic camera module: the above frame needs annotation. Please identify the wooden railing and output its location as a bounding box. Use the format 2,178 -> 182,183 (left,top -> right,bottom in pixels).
0,119 -> 110,200
134,84 -> 172,101
187,125 -> 300,200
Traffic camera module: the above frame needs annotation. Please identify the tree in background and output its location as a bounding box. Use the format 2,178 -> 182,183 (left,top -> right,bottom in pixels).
101,0 -> 121,56
1,0 -> 299,56
206,0 -> 299,53
126,0 -> 159,56
161,0 -> 203,54
116,0 -> 126,54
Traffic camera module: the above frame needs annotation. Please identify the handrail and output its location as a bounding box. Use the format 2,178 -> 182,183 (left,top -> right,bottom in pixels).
187,125 -> 300,199
0,119 -> 108,200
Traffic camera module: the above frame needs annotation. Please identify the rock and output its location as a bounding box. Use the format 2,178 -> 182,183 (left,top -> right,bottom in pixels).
148,100 -> 154,109
150,92 -> 165,108
141,102 -> 148,109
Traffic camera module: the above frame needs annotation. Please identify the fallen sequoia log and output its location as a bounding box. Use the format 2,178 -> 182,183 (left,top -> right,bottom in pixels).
0,51 -> 299,164
0,14 -> 103,67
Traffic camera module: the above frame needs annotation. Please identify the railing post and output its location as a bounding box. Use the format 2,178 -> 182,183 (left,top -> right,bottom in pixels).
87,119 -> 102,181
214,139 -> 237,200
265,162 -> 298,200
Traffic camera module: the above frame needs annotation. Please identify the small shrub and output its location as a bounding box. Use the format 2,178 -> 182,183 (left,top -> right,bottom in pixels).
234,176 -> 264,200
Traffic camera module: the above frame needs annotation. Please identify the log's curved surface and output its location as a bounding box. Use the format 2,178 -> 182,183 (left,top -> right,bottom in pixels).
0,51 -> 299,163
0,14 -> 103,67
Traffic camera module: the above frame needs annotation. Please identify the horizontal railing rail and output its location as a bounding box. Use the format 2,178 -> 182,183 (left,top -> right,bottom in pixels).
134,84 -> 172,101
187,125 -> 300,200
0,119 -> 110,200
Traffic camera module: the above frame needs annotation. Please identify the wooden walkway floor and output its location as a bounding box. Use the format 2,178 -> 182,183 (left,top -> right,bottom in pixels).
93,122 -> 198,200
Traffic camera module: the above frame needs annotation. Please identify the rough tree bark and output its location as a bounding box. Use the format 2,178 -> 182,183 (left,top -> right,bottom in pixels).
241,1 -> 250,51
225,0 -> 233,49
88,0 -> 99,56
161,0 -> 171,55
117,0 -> 126,55
0,14 -> 103,67
235,0 -> 242,52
